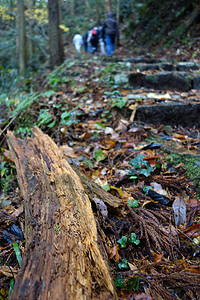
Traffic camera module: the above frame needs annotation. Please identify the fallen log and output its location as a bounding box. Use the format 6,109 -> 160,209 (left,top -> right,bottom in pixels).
7,126 -> 117,300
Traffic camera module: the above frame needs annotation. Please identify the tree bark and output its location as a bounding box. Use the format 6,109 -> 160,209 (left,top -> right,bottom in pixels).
105,0 -> 111,14
17,0 -> 27,75
27,0 -> 34,61
70,0 -> 75,18
48,0 -> 64,68
7,126 -> 117,300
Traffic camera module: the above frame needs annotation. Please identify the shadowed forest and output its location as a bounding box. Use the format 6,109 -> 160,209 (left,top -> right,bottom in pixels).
0,1 -> 200,299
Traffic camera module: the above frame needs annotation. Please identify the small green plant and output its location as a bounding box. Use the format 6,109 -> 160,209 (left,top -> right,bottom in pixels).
37,109 -> 54,127
128,199 -> 139,208
117,233 -> 140,248
118,259 -> 129,270
117,236 -> 128,248
101,109 -> 113,122
55,224 -> 60,234
143,186 -> 152,195
110,96 -> 127,109
60,105 -> 82,126
129,154 -> 154,179
129,233 -> 140,245
93,150 -> 105,162
83,159 -> 94,168
0,160 -> 16,195
114,275 -> 140,291
13,242 -> 22,267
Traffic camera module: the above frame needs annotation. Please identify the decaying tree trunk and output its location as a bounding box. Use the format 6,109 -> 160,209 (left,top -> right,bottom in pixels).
7,126 -> 117,300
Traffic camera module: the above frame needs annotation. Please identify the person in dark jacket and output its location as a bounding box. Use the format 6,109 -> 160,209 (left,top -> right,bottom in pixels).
102,12 -> 119,56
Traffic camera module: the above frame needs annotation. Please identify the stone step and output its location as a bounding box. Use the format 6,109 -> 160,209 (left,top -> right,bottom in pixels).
128,71 -> 200,91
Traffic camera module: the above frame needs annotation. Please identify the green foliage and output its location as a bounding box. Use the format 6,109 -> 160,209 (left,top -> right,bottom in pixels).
102,184 -> 110,191
117,233 -> 140,248
166,153 -> 200,197
117,236 -> 128,248
11,93 -> 38,116
129,233 -> 140,245
143,186 -> 152,195
114,275 -> 124,288
114,275 -> 140,291
118,259 -> 129,270
60,105 -> 82,126
0,160 -> 16,195
8,278 -> 15,298
83,159 -> 94,168
93,150 -> 105,162
129,154 -> 154,178
110,97 -> 127,109
37,109 -> 54,127
166,153 -> 200,180
13,242 -> 22,268
128,199 -> 139,208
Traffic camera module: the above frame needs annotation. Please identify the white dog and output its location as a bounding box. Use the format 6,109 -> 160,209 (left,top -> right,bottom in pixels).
73,34 -> 83,53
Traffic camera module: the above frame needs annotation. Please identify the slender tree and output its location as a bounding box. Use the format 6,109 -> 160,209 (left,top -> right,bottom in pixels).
96,0 -> 100,25
28,0 -> 34,61
70,0 -> 75,18
48,0 -> 64,68
17,0 -> 27,75
105,0 -> 111,14
116,0 -> 120,25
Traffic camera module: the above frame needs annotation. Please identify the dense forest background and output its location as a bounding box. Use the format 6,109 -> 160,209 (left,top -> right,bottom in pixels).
0,0 -> 200,96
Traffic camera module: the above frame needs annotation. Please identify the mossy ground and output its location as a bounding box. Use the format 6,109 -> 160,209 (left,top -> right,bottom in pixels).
166,153 -> 200,197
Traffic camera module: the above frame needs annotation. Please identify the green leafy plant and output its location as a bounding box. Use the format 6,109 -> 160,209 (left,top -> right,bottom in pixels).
143,186 -> 152,195
129,154 -> 154,179
110,96 -> 128,109
94,150 -> 105,162
117,233 -> 140,248
0,161 -> 16,195
128,199 -> 139,208
117,236 -> 127,248
129,233 -> 140,245
114,275 -> 140,291
60,105 -> 82,126
37,109 -> 54,127
118,259 -> 129,270
13,242 -> 22,268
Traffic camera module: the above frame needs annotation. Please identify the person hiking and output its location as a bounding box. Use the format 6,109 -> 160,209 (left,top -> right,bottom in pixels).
90,27 -> 99,54
102,12 -> 119,56
87,28 -> 93,54
98,24 -> 106,56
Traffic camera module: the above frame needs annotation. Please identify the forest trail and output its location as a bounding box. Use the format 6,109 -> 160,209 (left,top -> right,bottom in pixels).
1,48 -> 200,300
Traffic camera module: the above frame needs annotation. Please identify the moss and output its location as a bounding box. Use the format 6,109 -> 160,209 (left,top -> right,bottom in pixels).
166,153 -> 200,197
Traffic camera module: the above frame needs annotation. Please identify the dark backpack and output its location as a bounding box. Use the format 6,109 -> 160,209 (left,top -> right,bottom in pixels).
90,29 -> 98,43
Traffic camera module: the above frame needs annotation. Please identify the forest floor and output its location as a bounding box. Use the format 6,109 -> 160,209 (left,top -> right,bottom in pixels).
1,39 -> 200,299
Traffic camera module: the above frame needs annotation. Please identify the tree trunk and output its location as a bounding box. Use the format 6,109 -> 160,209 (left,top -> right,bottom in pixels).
48,0 -> 64,68
116,0 -> 120,26
28,0 -> 34,61
70,0 -> 75,18
7,126 -> 117,300
17,0 -> 27,75
96,0 -> 100,25
105,0 -> 111,14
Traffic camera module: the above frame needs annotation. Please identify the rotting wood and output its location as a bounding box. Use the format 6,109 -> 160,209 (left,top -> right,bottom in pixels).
69,163 -> 122,208
7,126 -> 117,300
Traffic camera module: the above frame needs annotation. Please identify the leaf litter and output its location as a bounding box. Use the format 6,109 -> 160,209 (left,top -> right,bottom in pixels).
1,54 -> 200,299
